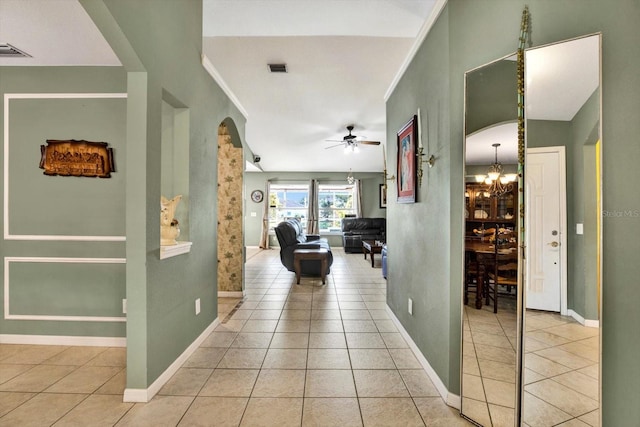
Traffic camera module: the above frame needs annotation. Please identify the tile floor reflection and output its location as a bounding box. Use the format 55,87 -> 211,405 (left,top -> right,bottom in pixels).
462,290 -> 600,427
522,310 -> 599,427
462,292 -> 518,427
0,247 -> 471,426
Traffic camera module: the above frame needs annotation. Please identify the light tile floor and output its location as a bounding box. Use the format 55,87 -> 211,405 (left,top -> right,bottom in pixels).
462,288 -> 600,427
0,247 -> 470,426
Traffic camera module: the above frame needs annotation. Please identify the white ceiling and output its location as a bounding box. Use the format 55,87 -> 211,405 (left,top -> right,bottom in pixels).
465,122 -> 517,166
202,0 -> 439,172
525,35 -> 600,121
0,0 -> 438,173
0,0 -> 120,66
466,35 -> 599,166
0,1 -> 598,173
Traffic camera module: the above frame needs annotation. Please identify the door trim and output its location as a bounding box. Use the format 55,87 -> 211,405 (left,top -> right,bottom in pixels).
525,146 -> 568,315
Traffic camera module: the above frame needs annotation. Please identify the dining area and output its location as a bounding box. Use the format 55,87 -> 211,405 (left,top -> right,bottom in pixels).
464,227 -> 518,314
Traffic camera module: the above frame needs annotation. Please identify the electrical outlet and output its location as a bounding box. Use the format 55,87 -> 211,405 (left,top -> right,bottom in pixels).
122,299 -> 127,314
408,298 -> 413,315
576,223 -> 584,235
195,298 -> 201,315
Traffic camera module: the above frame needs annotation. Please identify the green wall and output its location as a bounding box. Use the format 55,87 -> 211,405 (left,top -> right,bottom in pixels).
387,0 -> 640,423
244,171 -> 386,248
386,4 -> 457,392
0,67 -> 127,338
527,87 -> 600,321
465,58 -> 517,135
82,0 -> 246,389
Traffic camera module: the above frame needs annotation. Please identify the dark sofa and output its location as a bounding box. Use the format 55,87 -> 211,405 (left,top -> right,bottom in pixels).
274,218 -> 333,275
341,217 -> 386,253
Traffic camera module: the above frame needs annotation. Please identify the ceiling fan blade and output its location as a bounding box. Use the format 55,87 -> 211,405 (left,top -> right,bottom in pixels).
359,140 -> 381,145
325,143 -> 345,149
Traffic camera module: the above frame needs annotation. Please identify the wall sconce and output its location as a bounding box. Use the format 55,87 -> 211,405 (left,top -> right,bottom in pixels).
416,146 -> 435,187
382,144 -> 395,191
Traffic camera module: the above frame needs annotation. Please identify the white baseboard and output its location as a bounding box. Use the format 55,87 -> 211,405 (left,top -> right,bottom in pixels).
585,319 -> 600,328
0,334 -> 126,347
218,291 -> 244,298
568,309 -> 600,328
123,317 -> 220,403
385,305 -> 460,410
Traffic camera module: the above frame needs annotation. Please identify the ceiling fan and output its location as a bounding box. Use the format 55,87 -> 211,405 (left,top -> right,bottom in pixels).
325,125 -> 381,150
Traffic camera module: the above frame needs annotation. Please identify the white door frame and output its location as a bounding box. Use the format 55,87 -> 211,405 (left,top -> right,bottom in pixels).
525,146 -> 568,315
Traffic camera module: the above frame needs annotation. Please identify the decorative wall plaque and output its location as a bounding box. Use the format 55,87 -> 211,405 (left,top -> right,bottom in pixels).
39,139 -> 115,178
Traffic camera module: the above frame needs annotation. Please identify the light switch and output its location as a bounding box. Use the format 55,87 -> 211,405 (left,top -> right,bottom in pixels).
251,212 -> 257,217
576,223 -> 584,235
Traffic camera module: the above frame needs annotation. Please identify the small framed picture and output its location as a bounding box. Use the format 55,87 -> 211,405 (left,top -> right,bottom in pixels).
397,115 -> 417,203
379,184 -> 387,208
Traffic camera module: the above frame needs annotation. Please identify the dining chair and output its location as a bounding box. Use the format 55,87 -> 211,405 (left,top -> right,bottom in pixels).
485,229 -> 518,313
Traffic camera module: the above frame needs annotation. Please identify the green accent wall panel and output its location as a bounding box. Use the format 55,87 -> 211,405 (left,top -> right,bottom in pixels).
7,260 -> 125,318
7,97 -> 126,237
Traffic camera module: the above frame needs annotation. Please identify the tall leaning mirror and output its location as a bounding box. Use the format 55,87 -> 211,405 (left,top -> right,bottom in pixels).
522,33 -> 602,427
461,53 -> 521,426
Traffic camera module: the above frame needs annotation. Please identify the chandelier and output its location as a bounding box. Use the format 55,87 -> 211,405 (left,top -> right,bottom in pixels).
475,143 -> 517,197
347,169 -> 355,184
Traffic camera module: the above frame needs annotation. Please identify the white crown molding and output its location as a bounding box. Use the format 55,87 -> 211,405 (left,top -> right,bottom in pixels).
201,54 -> 248,119
4,256 -> 126,322
3,93 -> 128,241
384,0 -> 448,101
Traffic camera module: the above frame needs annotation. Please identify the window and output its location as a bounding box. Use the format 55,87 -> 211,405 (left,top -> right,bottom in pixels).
269,184 -> 309,229
318,184 -> 356,233
268,183 -> 357,233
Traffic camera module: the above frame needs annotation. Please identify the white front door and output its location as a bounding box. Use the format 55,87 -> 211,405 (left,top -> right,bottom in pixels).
525,147 -> 567,313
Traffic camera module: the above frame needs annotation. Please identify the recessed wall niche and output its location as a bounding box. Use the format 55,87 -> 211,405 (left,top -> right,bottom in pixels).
161,91 -> 190,244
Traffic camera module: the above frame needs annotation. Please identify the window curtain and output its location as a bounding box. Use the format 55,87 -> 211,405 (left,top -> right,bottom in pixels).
307,179 -> 319,234
259,180 -> 271,249
354,179 -> 363,218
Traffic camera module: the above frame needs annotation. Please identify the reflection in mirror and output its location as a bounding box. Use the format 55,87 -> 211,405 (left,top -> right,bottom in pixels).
523,34 -> 601,427
462,55 -> 520,426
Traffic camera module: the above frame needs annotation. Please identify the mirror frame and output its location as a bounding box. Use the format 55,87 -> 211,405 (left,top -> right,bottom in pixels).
521,31 -> 603,427
461,51 -> 522,426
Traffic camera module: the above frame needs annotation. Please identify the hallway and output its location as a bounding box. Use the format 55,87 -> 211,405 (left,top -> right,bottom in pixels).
0,248 -> 470,426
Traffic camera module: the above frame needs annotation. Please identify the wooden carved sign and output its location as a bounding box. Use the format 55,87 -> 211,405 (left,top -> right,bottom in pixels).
39,139 -> 115,178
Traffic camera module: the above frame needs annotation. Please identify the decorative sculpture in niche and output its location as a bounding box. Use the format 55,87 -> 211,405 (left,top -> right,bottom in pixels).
161,195 -> 182,246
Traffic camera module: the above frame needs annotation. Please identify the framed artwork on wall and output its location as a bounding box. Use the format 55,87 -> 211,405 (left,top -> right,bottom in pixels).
379,184 -> 387,208
396,115 -> 417,203
39,139 -> 115,178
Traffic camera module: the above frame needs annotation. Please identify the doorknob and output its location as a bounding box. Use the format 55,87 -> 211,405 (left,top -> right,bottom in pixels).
547,241 -> 559,247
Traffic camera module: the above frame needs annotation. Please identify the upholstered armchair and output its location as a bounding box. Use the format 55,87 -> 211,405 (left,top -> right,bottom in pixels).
274,218 -> 333,275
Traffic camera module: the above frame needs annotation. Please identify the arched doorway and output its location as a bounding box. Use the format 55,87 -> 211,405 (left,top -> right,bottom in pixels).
216,121 -> 244,313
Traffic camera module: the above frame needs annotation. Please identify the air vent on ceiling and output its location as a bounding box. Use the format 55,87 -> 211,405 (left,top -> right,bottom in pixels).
268,63 -> 287,73
0,44 -> 31,58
